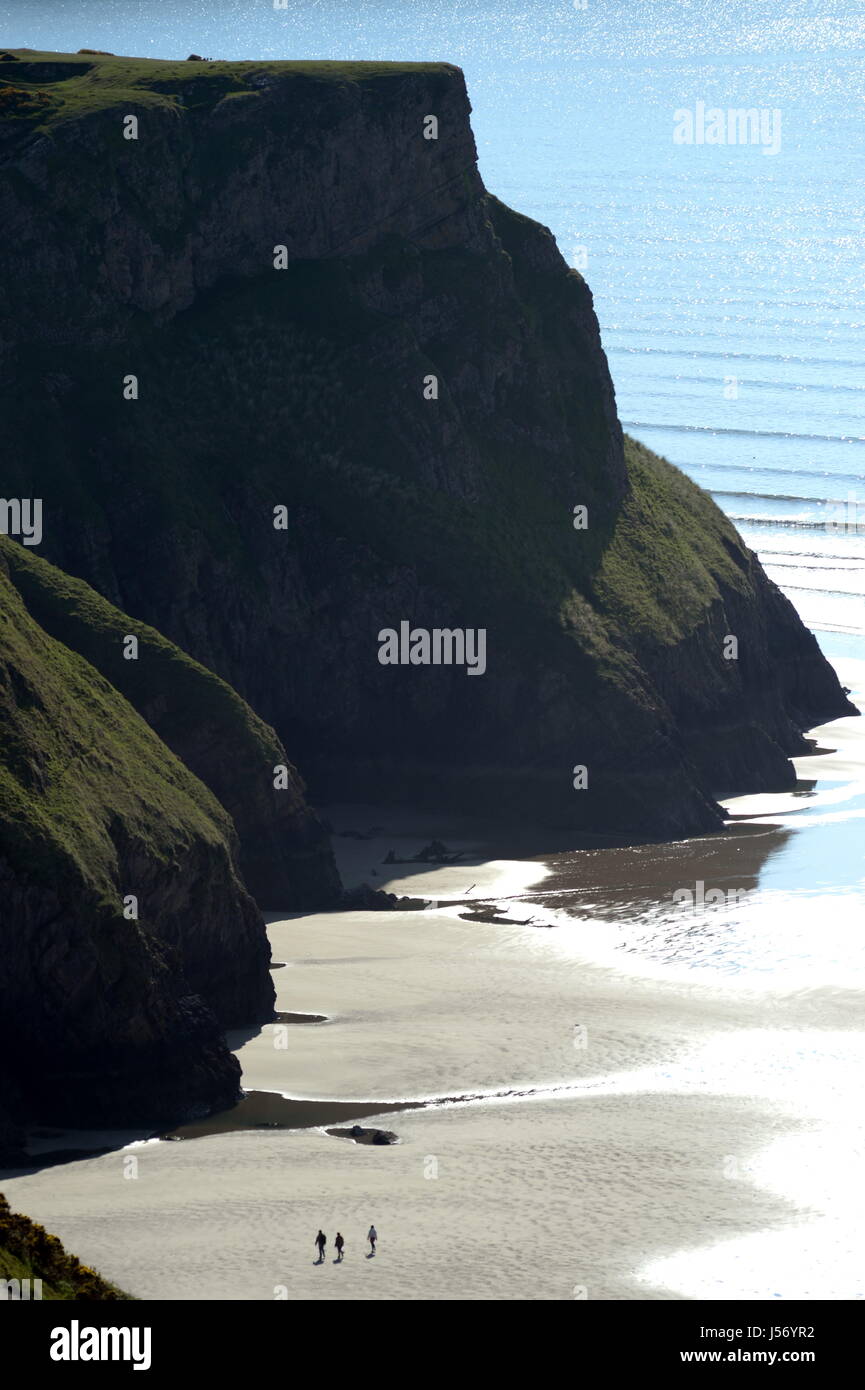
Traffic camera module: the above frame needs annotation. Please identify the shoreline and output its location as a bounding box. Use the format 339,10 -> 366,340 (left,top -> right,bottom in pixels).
1,651 -> 862,1299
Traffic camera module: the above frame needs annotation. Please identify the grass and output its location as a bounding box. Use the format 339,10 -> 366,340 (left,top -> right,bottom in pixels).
0,49 -> 459,133
593,435 -> 750,647
0,535 -> 334,910
0,543 -> 239,905
2,536 -> 282,774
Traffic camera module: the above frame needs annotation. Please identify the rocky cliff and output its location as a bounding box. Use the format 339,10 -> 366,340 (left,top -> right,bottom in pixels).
0,50 -> 855,842
0,539 -> 284,1138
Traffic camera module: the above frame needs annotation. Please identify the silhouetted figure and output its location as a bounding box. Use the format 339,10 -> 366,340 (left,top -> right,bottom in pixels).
367,1224 -> 377,1255
335,1233 -> 345,1261
315,1230 -> 327,1262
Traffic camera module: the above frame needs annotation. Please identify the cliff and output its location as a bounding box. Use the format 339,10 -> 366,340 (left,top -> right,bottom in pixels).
0,540 -> 281,1136
0,51 -> 855,841
1,539 -> 340,909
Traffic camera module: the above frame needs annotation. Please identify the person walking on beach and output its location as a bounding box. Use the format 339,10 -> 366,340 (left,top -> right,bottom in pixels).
367,1224 -> 377,1255
315,1230 -> 327,1262
334,1233 -> 345,1261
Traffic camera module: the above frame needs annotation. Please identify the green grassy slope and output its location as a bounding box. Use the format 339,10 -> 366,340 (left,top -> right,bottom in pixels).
1,538 -> 339,907
595,436 -> 749,644
0,557 -> 236,901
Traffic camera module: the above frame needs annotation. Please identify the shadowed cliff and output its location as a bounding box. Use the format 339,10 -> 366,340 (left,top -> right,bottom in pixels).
0,50 -> 856,839
0,540 -> 287,1142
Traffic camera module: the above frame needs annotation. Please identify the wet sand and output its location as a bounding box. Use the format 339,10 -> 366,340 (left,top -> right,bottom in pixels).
164,1091 -> 413,1141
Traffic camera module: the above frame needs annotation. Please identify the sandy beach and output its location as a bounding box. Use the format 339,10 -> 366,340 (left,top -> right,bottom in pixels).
3,657 -> 863,1301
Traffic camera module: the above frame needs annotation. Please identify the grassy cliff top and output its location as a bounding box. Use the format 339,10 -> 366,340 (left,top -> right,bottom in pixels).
0,49 -> 458,128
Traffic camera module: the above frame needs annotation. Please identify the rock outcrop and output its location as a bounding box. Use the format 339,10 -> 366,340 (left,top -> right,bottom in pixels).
0,50 -> 856,842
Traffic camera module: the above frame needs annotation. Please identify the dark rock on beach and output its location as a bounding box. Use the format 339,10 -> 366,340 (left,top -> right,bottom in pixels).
339,883 -> 427,911
328,1125 -> 398,1145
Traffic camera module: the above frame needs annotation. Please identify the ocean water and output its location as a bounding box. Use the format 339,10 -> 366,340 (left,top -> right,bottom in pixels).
462,7 -> 865,642
11,0 -> 864,637
425,1 -> 865,643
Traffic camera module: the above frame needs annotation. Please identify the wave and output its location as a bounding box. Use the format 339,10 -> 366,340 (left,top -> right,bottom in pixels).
690,461 -> 865,486
763,559 -> 865,571
623,374 -> 865,398
758,547 -> 865,562
624,421 -> 863,445
779,582 -> 865,599
711,489 -> 855,505
730,514 -> 864,530
609,330 -> 863,357
609,316 -> 864,341
809,621 -> 865,637
602,294 -> 865,317
609,344 -> 865,370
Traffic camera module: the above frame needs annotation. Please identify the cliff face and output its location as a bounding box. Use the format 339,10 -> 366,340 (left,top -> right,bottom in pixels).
0,57 -> 496,334
2,541 -> 340,909
0,51 -> 855,839
0,542 -> 282,1135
